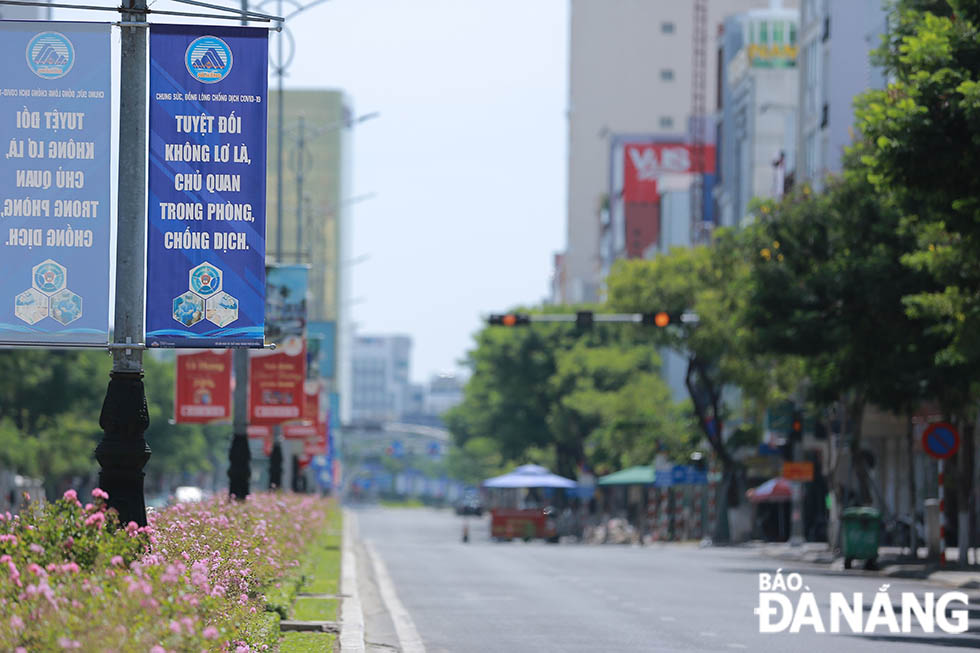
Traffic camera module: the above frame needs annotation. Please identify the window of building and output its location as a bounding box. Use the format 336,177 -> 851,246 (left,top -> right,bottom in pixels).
759,21 -> 768,44
659,116 -> 674,129
773,21 -> 784,45
660,69 -> 674,81
661,21 -> 675,34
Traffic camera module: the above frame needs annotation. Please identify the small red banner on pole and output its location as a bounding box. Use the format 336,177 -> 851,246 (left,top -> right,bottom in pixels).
174,350 -> 232,423
248,336 -> 306,426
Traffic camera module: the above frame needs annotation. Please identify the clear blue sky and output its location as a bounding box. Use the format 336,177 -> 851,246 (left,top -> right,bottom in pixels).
285,0 -> 569,381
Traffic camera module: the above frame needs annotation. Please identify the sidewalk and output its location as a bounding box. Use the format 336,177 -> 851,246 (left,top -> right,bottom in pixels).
758,541 -> 980,589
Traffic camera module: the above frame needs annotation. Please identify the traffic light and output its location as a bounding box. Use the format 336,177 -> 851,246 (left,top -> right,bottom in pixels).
576,311 -> 594,329
641,311 -> 673,328
488,313 -> 530,326
790,410 -> 803,442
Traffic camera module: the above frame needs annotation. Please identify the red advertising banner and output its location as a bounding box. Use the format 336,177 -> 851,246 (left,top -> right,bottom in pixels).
625,201 -> 660,259
174,350 -> 232,423
304,424 -> 327,456
247,425 -> 270,439
623,143 -> 716,203
284,379 -> 321,440
248,335 -> 306,426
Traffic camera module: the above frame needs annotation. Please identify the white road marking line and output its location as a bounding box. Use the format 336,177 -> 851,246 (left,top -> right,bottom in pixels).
727,644 -> 748,649
699,631 -> 718,637
660,616 -> 676,622
366,540 -> 426,653
339,510 -> 365,653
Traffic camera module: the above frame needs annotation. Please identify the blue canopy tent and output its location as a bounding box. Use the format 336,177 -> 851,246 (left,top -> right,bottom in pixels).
483,464 -> 577,489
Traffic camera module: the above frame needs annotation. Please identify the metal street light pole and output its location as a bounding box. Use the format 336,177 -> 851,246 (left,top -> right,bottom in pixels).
228,0 -> 254,501
276,0 -> 284,261
96,0 -> 150,526
252,0 -> 333,490
295,115 -> 305,260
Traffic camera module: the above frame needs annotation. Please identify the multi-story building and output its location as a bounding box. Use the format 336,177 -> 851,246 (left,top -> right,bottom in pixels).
423,373 -> 464,417
265,89 -> 353,450
796,0 -> 888,189
561,0 -> 792,304
351,335 -> 413,423
716,6 -> 800,228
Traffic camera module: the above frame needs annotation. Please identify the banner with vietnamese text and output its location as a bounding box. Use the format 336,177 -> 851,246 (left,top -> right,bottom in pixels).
0,22 -> 111,345
146,25 -> 268,347
248,335 -> 305,425
174,349 -> 232,422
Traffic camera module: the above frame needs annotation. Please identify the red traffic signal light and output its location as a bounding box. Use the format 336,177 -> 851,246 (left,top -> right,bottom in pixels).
642,311 -> 672,327
790,410 -> 803,441
488,313 -> 530,326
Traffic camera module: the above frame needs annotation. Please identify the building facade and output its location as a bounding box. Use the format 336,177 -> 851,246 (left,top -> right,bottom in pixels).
562,0 -> 791,304
351,335 -> 413,423
795,0 -> 887,189
716,7 -> 800,228
265,89 -> 353,450
423,373 -> 464,417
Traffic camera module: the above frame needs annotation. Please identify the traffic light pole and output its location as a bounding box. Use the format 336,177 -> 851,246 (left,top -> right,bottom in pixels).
487,311 -> 700,327
790,411 -> 804,546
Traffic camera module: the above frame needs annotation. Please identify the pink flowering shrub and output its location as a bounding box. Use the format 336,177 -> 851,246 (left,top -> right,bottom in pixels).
0,490 -> 329,652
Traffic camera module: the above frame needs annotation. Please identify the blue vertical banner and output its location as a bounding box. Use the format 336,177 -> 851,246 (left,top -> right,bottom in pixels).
308,321 -> 336,378
147,25 -> 268,347
0,22 -> 111,344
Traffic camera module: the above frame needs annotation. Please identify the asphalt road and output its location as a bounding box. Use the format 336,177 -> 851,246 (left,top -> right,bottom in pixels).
355,506 -> 980,652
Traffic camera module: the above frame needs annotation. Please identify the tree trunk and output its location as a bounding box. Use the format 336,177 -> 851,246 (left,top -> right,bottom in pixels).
555,439 -> 583,483
825,398 -> 845,552
848,393 -> 872,505
684,355 -> 735,543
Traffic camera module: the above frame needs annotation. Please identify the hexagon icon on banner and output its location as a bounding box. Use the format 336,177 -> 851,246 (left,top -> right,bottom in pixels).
14,288 -> 49,324
50,288 -> 82,325
189,262 -> 222,298
32,259 -> 67,295
205,291 -> 238,327
173,291 -> 204,327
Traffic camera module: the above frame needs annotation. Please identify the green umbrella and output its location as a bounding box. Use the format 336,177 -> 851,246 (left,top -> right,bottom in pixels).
597,465 -> 656,486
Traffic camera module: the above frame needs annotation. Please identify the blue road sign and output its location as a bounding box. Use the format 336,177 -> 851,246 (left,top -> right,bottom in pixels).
922,422 -> 959,460
654,465 -> 709,487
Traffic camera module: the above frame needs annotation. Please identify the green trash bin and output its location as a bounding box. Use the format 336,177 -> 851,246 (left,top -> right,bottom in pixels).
841,507 -> 881,569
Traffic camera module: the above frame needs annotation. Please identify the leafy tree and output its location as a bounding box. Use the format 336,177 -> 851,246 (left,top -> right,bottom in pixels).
446,308 -> 691,480
0,349 -> 231,499
855,0 -> 980,373
605,229 -> 798,540
446,437 -> 504,487
744,170 -> 950,506
851,0 -> 980,558
549,340 -> 693,474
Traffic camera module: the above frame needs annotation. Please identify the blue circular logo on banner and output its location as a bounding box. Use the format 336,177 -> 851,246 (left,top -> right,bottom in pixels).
185,36 -> 233,84
26,32 -> 75,80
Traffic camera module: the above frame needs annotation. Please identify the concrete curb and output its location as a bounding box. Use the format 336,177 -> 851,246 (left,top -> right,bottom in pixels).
339,509 -> 365,653
758,544 -> 980,589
